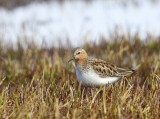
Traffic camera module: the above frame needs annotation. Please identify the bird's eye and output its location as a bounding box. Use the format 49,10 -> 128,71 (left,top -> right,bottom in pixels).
77,52 -> 80,55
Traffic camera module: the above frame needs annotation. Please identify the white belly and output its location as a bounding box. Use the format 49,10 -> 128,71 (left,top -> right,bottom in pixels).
76,67 -> 120,86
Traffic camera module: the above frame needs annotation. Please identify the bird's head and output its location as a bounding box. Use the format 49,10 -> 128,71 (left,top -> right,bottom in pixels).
68,48 -> 88,65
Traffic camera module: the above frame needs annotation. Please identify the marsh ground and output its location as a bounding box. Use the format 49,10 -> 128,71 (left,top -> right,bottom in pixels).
0,36 -> 160,118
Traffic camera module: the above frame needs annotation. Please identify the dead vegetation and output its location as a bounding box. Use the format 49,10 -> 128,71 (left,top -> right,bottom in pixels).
0,36 -> 160,118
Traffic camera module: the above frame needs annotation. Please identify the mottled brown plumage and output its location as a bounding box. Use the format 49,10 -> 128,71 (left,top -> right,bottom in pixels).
90,59 -> 134,78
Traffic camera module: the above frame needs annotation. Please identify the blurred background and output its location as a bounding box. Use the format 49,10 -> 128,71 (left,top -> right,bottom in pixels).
0,0 -> 160,48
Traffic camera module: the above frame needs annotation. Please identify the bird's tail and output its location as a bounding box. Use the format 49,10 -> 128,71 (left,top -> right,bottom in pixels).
132,64 -> 141,71
117,64 -> 141,76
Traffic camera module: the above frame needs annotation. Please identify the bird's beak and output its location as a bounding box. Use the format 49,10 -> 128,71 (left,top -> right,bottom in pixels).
68,56 -> 74,63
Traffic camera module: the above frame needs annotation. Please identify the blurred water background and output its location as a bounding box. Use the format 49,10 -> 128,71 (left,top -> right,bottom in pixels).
0,0 -> 160,48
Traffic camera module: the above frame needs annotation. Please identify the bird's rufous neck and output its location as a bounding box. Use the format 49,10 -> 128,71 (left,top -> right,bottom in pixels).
75,57 -> 88,66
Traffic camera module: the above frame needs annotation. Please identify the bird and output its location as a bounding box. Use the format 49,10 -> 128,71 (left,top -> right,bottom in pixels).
68,48 -> 136,86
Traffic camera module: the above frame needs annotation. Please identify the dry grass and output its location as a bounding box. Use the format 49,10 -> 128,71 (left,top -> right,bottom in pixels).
0,36 -> 160,119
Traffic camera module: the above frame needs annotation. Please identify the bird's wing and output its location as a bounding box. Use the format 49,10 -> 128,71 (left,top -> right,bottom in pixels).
90,58 -> 134,78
